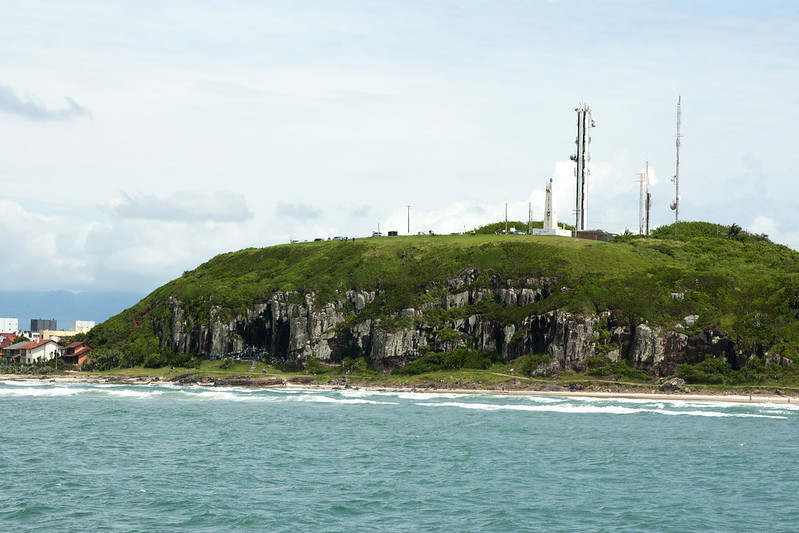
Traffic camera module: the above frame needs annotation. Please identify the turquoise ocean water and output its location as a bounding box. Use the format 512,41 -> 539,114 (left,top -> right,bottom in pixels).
1,381 -> 797,532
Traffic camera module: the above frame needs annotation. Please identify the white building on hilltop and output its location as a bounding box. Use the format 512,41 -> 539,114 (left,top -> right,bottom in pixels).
0,318 -> 19,334
70,320 -> 95,333
533,179 -> 572,237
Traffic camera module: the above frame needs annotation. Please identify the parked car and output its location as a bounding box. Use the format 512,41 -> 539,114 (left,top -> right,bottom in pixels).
372,231 -> 382,237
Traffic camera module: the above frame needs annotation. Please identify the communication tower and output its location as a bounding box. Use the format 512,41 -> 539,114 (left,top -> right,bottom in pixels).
670,96 -> 681,235
637,162 -> 651,235
570,105 -> 595,231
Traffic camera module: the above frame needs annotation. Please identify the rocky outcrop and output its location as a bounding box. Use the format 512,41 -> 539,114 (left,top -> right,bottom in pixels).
153,271 -> 774,374
659,377 -> 686,391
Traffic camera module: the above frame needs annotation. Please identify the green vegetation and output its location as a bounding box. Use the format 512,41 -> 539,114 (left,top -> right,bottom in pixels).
677,354 -> 799,386
393,348 -> 501,375
584,355 -> 651,381
517,353 -> 555,376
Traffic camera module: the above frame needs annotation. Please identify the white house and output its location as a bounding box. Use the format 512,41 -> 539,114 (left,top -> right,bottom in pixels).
4,339 -> 61,364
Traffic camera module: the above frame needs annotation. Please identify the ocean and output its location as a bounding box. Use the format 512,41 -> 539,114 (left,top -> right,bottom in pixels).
1,381 -> 796,532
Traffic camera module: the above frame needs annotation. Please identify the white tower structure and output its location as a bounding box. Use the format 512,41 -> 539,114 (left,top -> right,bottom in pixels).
543,178 -> 556,230
570,104 -> 595,231
534,178 -> 572,237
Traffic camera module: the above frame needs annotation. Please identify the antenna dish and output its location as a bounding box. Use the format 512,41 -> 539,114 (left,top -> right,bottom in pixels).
669,200 -> 677,211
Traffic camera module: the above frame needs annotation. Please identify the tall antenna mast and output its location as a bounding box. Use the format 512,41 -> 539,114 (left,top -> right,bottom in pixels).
638,169 -> 645,235
645,161 -> 651,236
570,104 -> 594,231
636,162 -> 650,235
670,96 -> 681,235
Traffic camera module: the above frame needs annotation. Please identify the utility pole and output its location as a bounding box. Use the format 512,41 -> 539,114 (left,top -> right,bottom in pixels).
407,205 -> 410,234
528,202 -> 532,234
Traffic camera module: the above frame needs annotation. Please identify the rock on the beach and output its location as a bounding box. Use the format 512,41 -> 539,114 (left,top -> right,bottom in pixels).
659,377 -> 686,391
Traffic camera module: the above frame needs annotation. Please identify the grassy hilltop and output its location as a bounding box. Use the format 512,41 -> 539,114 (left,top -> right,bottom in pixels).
76,221 -> 799,389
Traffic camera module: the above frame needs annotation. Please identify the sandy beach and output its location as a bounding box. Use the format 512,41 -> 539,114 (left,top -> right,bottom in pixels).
2,373 -> 794,404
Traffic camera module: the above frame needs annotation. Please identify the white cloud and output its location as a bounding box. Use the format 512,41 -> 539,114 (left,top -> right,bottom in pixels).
108,191 -> 253,223
0,201 -> 93,290
747,216 -> 799,250
0,82 -> 90,121
275,202 -> 323,220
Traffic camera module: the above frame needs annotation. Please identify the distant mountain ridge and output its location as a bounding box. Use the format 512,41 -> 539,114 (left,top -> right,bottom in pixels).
0,290 -> 145,331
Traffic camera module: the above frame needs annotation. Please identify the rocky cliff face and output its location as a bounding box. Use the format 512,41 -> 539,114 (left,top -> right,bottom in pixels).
154,270 -> 783,373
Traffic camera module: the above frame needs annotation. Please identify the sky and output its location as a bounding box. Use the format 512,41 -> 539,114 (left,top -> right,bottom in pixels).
1,0 -> 798,297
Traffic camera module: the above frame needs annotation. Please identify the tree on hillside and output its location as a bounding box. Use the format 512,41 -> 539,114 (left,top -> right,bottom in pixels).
727,223 -> 742,240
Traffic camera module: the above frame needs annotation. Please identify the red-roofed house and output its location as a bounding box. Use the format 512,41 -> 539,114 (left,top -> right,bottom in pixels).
0,334 -> 20,350
3,339 -> 60,364
61,341 -> 92,366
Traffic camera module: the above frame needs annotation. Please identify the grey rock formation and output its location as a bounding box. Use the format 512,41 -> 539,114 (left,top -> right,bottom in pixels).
152,271 -> 776,373
660,377 -> 686,391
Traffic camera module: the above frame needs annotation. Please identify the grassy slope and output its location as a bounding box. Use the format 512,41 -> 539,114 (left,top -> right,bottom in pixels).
87,226 -> 799,362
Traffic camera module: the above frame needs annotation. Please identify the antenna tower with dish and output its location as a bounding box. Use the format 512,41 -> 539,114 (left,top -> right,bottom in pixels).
570,104 -> 594,231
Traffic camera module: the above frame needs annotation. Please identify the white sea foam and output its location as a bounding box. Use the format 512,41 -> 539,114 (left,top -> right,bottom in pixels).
289,394 -> 396,405
419,401 -> 643,414
417,400 -> 788,419
656,409 -> 786,419
393,392 -> 476,401
0,386 -> 86,397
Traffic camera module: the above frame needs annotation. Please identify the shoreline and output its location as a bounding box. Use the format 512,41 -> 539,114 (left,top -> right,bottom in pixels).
1,373 -> 795,404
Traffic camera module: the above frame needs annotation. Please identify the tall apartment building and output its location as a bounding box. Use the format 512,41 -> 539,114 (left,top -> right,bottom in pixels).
0,317 -> 18,334
30,318 -> 57,332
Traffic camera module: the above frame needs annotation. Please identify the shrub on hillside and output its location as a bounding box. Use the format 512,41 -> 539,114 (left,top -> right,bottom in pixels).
586,360 -> 650,381
519,353 -> 555,376
677,355 -> 733,384
393,349 -> 499,375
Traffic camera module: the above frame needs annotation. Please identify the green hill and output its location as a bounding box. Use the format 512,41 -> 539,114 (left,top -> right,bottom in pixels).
83,221 -> 799,384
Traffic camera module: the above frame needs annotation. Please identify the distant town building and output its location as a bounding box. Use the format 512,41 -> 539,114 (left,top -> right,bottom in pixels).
30,319 -> 57,332
40,330 -> 81,342
0,317 -> 18,334
70,320 -> 95,333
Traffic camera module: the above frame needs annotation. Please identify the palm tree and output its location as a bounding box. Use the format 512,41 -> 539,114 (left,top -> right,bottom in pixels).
727,223 -> 742,240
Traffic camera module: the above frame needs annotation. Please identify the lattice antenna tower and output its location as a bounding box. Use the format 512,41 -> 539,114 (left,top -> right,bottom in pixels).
670,96 -> 681,235
636,162 -> 650,235
570,104 -> 595,231
645,161 -> 651,236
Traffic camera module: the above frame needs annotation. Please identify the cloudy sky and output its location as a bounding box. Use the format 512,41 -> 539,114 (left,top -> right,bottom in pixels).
1,0 -> 798,296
